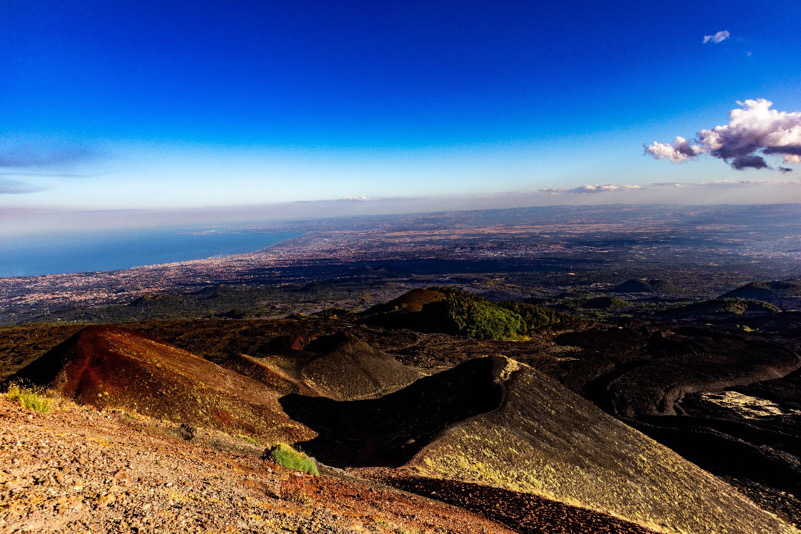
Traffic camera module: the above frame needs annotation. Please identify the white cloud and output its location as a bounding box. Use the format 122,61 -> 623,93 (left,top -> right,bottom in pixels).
646,99 -> 801,171
644,136 -> 703,163
703,30 -> 730,44
541,184 -> 642,194
539,179 -> 801,198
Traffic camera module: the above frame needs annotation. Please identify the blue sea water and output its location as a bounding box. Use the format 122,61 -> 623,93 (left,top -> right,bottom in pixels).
0,228 -> 301,278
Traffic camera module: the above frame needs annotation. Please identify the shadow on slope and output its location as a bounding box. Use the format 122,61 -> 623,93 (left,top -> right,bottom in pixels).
284,354 -> 794,534
280,357 -> 504,466
550,317 -> 801,525
375,474 -> 657,534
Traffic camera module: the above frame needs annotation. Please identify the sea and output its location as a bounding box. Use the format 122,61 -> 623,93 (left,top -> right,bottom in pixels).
0,227 -> 301,278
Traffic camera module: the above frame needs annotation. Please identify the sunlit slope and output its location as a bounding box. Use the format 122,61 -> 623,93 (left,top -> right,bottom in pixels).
10,326 -> 314,443
300,335 -> 422,400
222,332 -> 422,401
407,357 -> 794,534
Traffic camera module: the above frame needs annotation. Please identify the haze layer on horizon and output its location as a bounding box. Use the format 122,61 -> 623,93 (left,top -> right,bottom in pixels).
2,1 -> 800,235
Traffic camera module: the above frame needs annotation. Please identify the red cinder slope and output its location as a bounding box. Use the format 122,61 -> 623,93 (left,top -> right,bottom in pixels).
11,325 -> 314,443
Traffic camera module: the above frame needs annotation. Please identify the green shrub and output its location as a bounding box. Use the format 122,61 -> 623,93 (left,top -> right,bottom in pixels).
264,443 -> 319,476
422,289 -> 527,340
6,384 -> 52,414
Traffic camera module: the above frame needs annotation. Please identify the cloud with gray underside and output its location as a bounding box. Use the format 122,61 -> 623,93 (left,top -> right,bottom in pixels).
703,30 -> 730,44
0,144 -> 102,168
645,99 -> 801,171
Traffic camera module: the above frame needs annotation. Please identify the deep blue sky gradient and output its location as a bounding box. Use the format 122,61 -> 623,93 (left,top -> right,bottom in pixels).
1,0 -> 800,229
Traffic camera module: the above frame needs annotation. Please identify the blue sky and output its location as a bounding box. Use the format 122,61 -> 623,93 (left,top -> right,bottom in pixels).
1,1 -> 800,232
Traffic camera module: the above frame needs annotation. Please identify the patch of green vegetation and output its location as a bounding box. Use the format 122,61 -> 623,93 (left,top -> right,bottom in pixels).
6,384 -> 52,413
238,433 -> 258,445
499,300 -> 566,331
264,443 -> 319,476
422,288 -> 527,340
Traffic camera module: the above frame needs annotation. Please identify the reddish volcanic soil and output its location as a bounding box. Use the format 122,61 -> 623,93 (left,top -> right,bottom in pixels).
0,395 -> 515,533
10,325 -> 316,444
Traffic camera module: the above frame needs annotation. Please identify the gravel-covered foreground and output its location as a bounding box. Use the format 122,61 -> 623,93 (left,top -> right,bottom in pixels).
0,397 -> 513,533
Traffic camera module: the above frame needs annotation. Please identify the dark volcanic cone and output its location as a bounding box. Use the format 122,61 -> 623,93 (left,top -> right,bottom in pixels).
224,330 -> 421,401
366,288 -> 447,314
613,278 -> 678,294
722,280 -> 801,300
300,333 -> 421,400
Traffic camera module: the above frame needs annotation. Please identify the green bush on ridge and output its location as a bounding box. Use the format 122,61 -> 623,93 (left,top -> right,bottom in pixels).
263,443 -> 319,476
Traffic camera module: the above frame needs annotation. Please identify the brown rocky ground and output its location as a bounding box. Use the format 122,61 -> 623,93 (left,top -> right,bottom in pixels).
0,393 -> 668,534
0,395 -> 517,534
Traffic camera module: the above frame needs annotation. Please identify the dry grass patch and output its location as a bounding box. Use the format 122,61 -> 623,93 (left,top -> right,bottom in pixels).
6,383 -> 52,413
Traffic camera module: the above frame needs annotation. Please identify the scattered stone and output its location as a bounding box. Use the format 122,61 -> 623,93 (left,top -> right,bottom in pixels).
178,423 -> 196,441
